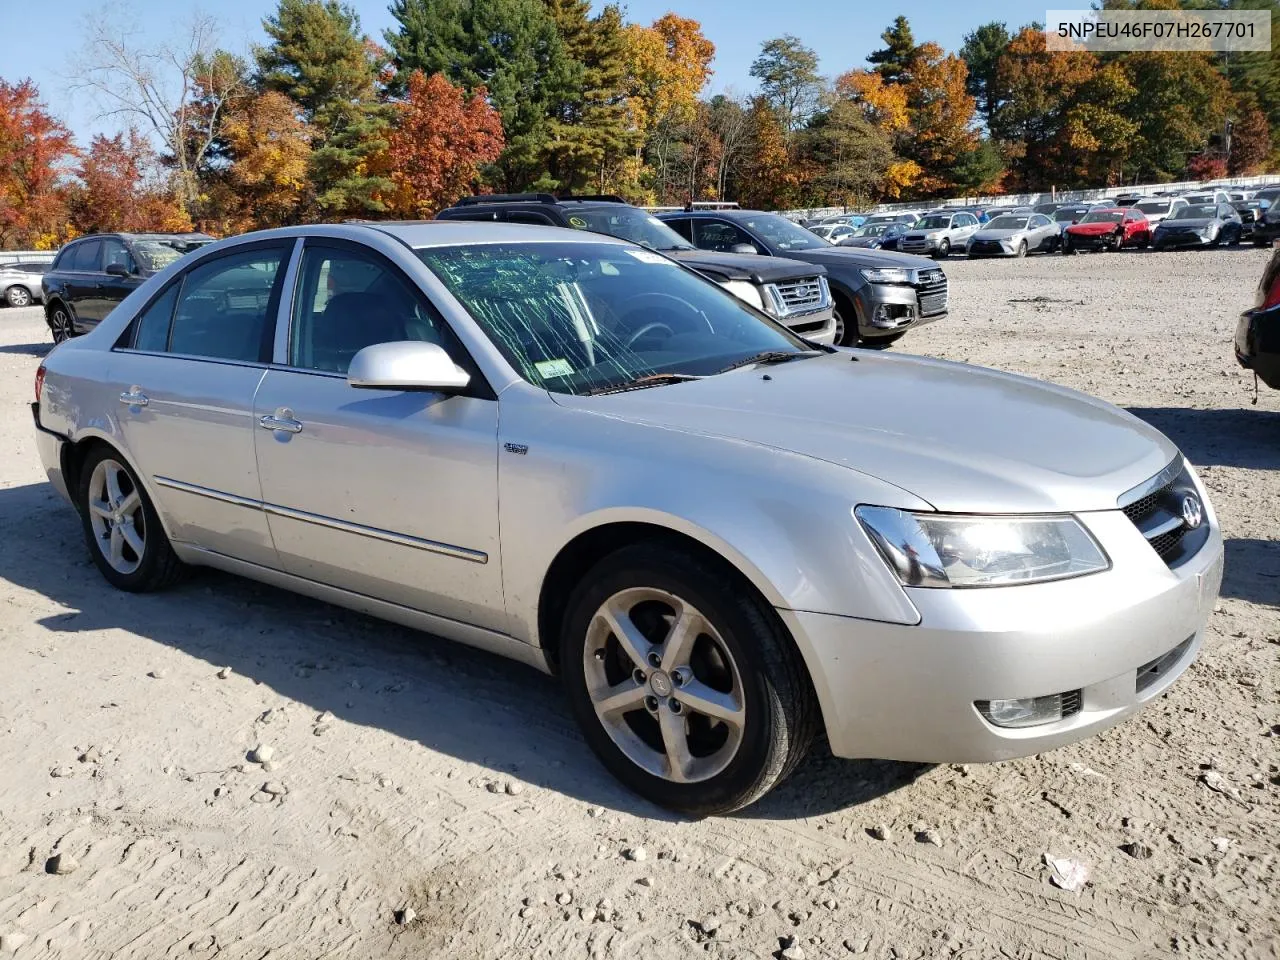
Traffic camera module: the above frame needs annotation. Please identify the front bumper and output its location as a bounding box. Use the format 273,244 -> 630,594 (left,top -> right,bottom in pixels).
854,282 -> 947,340
1154,230 -> 1216,248
966,239 -> 1015,257
779,507 -> 1224,762
780,307 -> 837,345
1066,232 -> 1117,250
899,238 -> 940,255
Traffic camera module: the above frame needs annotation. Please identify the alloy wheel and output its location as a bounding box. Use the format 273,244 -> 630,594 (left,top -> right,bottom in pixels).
6,286 -> 31,308
583,586 -> 745,784
87,459 -> 146,575
50,307 -> 70,343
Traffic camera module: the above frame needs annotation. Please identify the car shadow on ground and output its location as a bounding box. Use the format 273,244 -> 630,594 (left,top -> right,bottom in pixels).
1222,538 -> 1280,608
0,480 -> 921,820
0,341 -> 51,357
1127,405 -> 1280,471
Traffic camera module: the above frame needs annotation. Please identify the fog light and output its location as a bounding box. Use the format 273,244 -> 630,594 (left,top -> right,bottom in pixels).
976,692 -> 1078,729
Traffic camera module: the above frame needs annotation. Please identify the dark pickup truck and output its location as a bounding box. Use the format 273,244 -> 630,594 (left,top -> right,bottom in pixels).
435,195 -> 837,344
656,208 -> 946,346
41,232 -> 214,342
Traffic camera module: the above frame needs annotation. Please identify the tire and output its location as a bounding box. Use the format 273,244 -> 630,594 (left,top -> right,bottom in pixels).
47,302 -> 73,343
5,285 -> 32,308
1063,238 -> 1076,255
934,239 -> 950,259
1015,240 -> 1027,259
559,542 -> 818,816
76,445 -> 186,593
830,301 -> 855,347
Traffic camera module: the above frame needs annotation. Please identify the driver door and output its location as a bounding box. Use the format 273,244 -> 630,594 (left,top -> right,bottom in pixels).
252,239 -> 506,630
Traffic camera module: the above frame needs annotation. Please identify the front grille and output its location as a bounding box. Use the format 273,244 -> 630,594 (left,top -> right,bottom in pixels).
773,276 -> 825,313
1118,461 -> 1209,568
914,270 -> 948,316
1136,636 -> 1194,695
969,240 -> 1004,255
1060,690 -> 1083,718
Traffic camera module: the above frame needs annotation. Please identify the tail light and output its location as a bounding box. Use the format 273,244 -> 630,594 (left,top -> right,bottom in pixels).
1262,267 -> 1280,311
35,363 -> 46,404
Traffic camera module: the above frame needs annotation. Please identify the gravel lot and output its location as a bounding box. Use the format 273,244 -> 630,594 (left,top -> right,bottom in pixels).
0,247 -> 1276,960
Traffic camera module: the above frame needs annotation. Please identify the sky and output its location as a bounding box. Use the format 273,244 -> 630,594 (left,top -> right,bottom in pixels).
3,0 -> 1041,147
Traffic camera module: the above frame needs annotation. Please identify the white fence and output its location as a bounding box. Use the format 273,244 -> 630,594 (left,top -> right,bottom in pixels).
783,173 -> 1280,221
0,250 -> 56,265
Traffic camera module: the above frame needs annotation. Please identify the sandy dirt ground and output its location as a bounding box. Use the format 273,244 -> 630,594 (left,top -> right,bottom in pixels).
0,247 -> 1276,960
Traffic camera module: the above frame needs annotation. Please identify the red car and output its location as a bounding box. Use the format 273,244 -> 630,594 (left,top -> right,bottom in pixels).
1063,208 -> 1152,253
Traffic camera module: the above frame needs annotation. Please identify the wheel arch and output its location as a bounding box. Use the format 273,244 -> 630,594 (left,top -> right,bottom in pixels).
59,432 -> 179,543
535,516 -> 789,671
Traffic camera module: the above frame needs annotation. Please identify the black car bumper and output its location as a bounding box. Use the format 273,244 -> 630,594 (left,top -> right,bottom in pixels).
1153,230 -> 1215,248
854,278 -> 947,340
1235,304 -> 1280,389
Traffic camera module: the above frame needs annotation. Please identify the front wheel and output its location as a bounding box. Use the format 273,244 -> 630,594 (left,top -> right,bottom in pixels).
1016,240 -> 1027,258
831,303 -> 855,347
77,445 -> 186,592
5,285 -> 32,308
934,239 -> 951,259
560,543 -> 817,816
1063,238 -> 1076,255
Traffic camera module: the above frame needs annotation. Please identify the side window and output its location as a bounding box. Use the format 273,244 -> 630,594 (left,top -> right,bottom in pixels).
289,244 -> 452,374
101,239 -> 133,272
663,218 -> 693,241
71,240 -> 103,272
693,219 -> 756,253
132,283 -> 180,352
168,247 -> 285,362
505,211 -> 557,225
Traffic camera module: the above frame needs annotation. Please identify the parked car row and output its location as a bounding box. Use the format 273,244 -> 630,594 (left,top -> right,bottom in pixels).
0,260 -> 50,307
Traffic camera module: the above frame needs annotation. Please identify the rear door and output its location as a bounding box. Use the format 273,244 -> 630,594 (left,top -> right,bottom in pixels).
109,240 -> 293,566
64,239 -> 104,326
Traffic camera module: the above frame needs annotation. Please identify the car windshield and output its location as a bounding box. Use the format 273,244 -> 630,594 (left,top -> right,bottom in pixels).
1053,208 -> 1086,221
735,214 -> 829,251
566,208 -> 693,252
1081,211 -> 1123,224
916,215 -> 951,230
131,240 -> 190,272
986,216 -> 1029,230
1171,204 -> 1218,220
1135,200 -> 1172,214
416,241 -> 811,396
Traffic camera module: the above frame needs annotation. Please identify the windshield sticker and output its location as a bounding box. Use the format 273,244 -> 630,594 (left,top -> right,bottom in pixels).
535,359 -> 575,379
568,216 -> 588,229
625,249 -> 674,265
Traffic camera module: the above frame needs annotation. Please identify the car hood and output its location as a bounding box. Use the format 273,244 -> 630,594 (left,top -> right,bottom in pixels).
665,249 -> 824,283
1157,218 -> 1217,230
971,227 -> 1024,241
780,246 -> 936,271
551,351 -> 1178,513
1066,222 -> 1119,235
838,237 -> 883,248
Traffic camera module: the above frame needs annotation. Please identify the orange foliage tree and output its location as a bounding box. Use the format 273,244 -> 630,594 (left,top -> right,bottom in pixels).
70,130 -> 189,234
385,71 -> 504,217
0,79 -> 75,249
213,90 -> 313,231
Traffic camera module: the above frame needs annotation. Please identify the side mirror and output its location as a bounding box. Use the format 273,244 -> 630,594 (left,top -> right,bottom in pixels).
347,341 -> 471,392
729,243 -> 759,255
105,263 -> 130,277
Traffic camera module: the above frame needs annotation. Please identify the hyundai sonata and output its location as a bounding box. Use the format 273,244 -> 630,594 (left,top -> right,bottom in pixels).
32,223 -> 1224,814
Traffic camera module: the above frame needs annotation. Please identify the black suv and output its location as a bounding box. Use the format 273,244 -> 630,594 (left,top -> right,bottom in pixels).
656,208 -> 947,346
42,232 -> 214,342
435,195 -> 836,344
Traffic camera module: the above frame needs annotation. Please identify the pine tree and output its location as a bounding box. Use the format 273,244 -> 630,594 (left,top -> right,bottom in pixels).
960,21 -> 1011,129
867,16 -> 918,85
256,0 -> 391,217
384,0 -> 576,189
544,0 -> 635,193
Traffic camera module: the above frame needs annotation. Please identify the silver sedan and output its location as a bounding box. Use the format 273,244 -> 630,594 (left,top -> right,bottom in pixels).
966,213 -> 1061,257
32,222 -> 1224,813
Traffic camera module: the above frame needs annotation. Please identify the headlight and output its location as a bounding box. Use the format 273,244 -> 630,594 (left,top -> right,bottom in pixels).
860,267 -> 912,283
721,280 -> 763,310
854,507 -> 1109,588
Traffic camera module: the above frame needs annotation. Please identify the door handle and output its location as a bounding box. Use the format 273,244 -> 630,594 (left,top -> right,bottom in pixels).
259,414 -> 303,434
118,389 -> 149,407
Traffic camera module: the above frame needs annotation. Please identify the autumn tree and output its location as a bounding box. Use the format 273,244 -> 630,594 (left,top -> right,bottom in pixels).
257,0 -> 392,216
750,36 -> 824,132
705,94 -> 751,201
960,21 -> 1010,128
1229,94 -> 1272,174
0,80 -> 75,249
386,0 -> 576,189
74,15 -> 244,220
867,17 -> 918,84
385,71 -> 504,215
1120,51 -> 1234,181
737,97 -> 799,209
799,99 -> 894,206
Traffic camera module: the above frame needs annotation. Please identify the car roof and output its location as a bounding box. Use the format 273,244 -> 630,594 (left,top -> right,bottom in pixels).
216,221 -> 630,250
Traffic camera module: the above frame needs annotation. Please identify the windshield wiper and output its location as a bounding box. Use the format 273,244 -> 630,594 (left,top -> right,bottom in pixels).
587,373 -> 705,396
714,350 -> 820,375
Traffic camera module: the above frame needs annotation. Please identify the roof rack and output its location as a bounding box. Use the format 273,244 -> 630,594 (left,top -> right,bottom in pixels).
559,194 -> 627,204
453,193 -> 559,206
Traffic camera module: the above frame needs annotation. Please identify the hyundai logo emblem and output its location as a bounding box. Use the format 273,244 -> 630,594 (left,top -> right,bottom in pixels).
1181,493 -> 1204,530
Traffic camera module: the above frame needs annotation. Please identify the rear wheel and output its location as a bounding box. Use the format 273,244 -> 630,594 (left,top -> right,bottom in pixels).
47,303 -> 72,343
5,285 -> 31,307
560,543 -> 817,816
76,445 -> 185,592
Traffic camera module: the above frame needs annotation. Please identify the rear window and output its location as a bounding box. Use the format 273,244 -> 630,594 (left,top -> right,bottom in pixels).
1135,200 -> 1171,214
